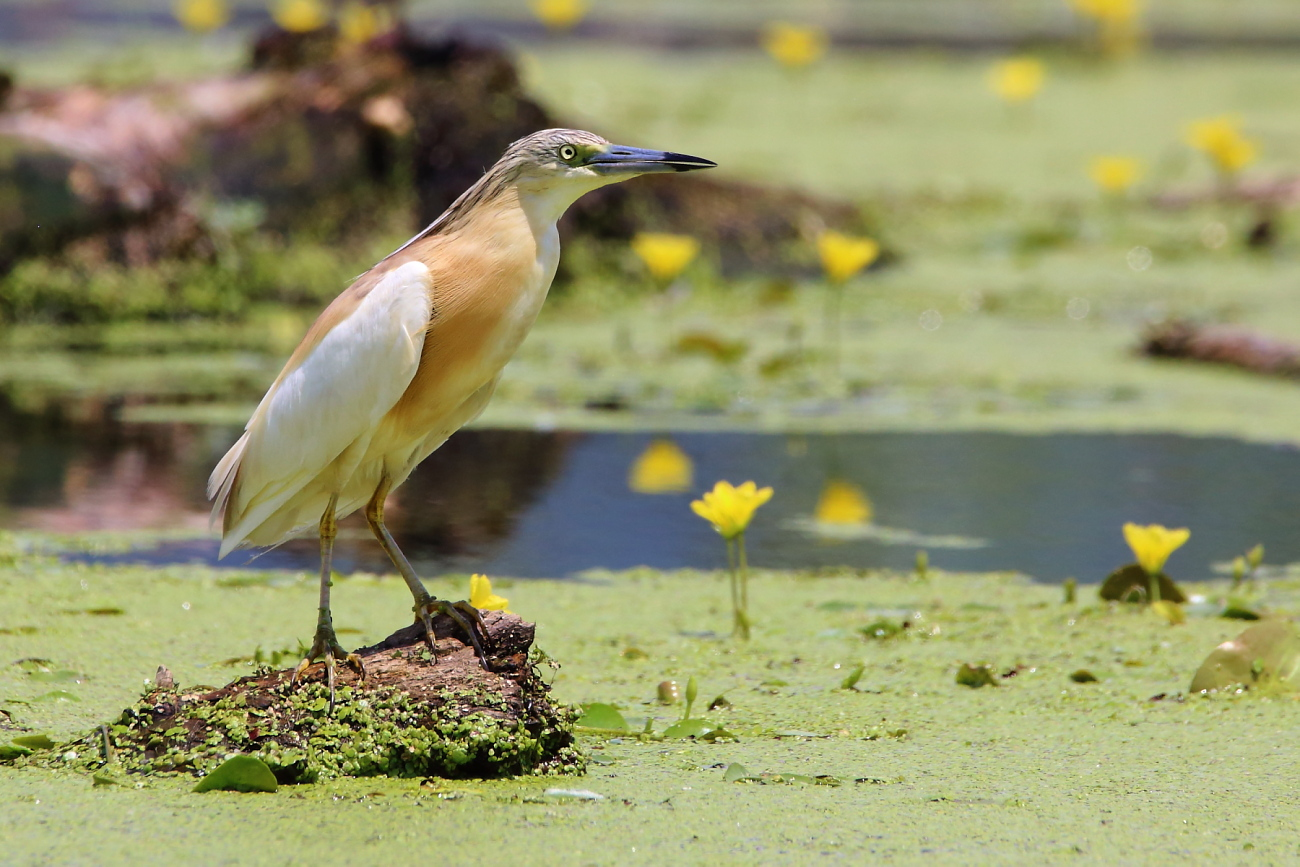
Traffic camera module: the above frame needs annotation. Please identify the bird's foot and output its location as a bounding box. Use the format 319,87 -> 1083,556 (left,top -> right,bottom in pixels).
413,594 -> 491,669
291,612 -> 366,712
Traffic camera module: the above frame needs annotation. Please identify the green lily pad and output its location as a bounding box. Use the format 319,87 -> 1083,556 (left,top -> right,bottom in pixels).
724,762 -> 759,783
193,755 -> 278,793
12,734 -> 55,749
0,744 -> 33,760
33,690 -> 79,702
1069,669 -> 1099,683
955,663 -> 998,688
839,663 -> 865,690
1221,607 -> 1262,621
26,670 -> 83,683
859,619 -> 904,640
1099,563 -> 1187,604
576,703 -> 629,731
1190,620 -> 1300,694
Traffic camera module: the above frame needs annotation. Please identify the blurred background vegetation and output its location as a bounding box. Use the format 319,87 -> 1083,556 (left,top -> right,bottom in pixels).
1,0 -> 1298,442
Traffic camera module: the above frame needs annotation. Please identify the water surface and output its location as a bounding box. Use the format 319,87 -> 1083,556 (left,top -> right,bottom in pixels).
3,409 -> 1298,581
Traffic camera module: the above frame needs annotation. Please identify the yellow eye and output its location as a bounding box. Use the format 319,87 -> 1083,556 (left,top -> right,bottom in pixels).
559,144 -> 577,161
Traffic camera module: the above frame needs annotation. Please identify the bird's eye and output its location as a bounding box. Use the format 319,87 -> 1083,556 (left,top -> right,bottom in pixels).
559,145 -> 577,161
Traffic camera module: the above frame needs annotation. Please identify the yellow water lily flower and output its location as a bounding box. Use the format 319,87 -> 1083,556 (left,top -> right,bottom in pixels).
817,232 -> 879,285
530,0 -> 587,31
338,1 -> 392,44
1187,116 -> 1257,174
814,479 -> 872,526
761,22 -> 828,69
988,57 -> 1044,104
629,439 -> 693,494
1088,155 -> 1143,194
469,574 -> 509,612
631,233 -> 700,283
272,0 -> 328,33
1123,523 -> 1190,576
174,0 -> 229,33
692,480 -> 773,540
1070,0 -> 1139,24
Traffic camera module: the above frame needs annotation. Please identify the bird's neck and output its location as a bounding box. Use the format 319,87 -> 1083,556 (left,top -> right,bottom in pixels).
514,176 -> 616,235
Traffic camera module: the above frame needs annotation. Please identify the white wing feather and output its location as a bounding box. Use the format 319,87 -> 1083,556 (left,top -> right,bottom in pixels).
212,261 -> 433,556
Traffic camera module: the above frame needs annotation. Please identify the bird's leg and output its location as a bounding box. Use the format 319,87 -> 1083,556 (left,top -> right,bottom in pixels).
365,477 -> 490,667
292,494 -> 365,710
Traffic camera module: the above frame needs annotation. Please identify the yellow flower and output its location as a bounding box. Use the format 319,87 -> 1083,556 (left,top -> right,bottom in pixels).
174,0 -> 229,33
631,233 -> 700,282
988,57 -> 1044,104
691,481 -> 773,540
817,231 -> 879,285
1088,155 -> 1143,194
469,574 -> 509,612
530,0 -> 587,31
629,439 -> 693,494
272,0 -> 328,33
338,1 -> 392,44
1187,116 -> 1257,174
1070,0 -> 1139,23
814,479 -> 872,526
761,22 -> 828,69
1123,523 -> 1190,576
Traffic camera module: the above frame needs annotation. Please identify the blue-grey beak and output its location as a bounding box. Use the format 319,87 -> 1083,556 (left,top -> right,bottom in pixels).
588,145 -> 717,175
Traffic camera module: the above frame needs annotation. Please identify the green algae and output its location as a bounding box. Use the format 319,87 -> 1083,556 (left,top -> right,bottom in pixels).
5,538 -> 1300,860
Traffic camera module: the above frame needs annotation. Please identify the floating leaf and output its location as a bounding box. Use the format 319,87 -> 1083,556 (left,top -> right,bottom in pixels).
860,619 -> 904,640
662,719 -> 713,739
1190,620 -> 1300,694
34,690 -> 79,702
92,773 -> 124,787
193,755 -> 278,793
724,762 -> 759,783
0,744 -> 33,760
26,670 -> 83,683
576,703 -> 629,731
12,734 -> 55,749
543,788 -> 604,800
955,663 -> 998,688
1221,607 -> 1261,621
1099,563 -> 1187,604
839,664 -> 865,690
707,694 -> 732,711
1069,669 -> 1099,683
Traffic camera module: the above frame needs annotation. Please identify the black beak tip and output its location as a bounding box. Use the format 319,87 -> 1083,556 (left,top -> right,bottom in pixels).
670,153 -> 717,171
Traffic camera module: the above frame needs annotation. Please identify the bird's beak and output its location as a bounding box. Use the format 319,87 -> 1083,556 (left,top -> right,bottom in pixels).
587,145 -> 717,175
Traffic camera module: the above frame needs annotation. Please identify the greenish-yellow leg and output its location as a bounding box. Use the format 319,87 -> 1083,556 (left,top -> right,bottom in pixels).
292,494 -> 366,709
365,477 -> 490,667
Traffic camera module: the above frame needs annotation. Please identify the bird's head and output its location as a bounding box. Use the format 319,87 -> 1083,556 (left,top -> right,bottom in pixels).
498,129 -> 715,218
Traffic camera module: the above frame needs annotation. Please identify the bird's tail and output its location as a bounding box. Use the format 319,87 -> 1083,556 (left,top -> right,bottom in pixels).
207,432 -> 248,553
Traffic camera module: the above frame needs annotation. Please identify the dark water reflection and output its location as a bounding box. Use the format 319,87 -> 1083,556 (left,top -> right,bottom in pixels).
3,407 -> 1300,582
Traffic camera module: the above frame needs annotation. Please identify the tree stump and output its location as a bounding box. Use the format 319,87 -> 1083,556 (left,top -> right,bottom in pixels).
81,611 -> 581,783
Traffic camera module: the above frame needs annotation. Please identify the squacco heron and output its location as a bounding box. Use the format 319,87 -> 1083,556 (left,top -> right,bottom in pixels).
209,129 -> 715,698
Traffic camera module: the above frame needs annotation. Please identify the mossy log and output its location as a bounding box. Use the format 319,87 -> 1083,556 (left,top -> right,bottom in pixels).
0,25 -> 863,277
81,611 -> 581,783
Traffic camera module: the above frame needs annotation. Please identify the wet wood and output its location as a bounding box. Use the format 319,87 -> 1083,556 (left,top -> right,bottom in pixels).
1141,319 -> 1300,379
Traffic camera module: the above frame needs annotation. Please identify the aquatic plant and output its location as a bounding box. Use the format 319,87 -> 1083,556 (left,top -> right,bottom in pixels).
530,0 -> 588,31
1069,0 -> 1143,56
631,233 -> 700,284
816,232 -> 879,379
272,0 -> 328,32
988,57 -> 1044,104
628,439 -> 694,494
470,574 -> 509,613
1100,523 -> 1190,608
761,22 -> 828,69
1231,544 -> 1265,590
691,480 -> 774,639
1187,116 -> 1257,177
174,0 -> 229,33
1088,155 -> 1143,195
